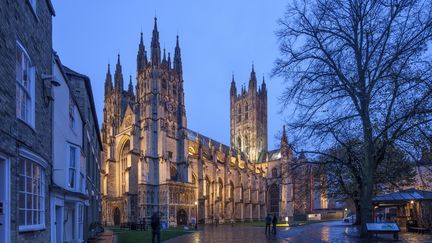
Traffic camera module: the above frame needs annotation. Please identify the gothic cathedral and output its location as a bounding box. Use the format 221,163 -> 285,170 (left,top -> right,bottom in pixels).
101,18 -> 317,226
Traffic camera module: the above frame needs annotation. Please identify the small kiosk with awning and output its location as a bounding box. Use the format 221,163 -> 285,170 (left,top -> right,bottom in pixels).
372,188 -> 432,233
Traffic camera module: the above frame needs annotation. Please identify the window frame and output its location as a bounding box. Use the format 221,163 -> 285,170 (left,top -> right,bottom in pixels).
18,148 -> 46,232
69,96 -> 76,130
16,41 -> 35,128
68,145 -> 78,189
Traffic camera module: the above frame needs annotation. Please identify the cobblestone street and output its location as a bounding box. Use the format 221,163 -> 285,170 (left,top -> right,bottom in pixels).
164,221 -> 432,243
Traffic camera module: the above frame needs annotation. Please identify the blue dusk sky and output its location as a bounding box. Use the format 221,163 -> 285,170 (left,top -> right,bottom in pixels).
52,0 -> 291,150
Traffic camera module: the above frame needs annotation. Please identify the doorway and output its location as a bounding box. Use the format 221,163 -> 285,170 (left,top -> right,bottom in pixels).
55,205 -> 63,243
113,207 -> 121,226
269,184 -> 279,217
0,157 -> 10,243
177,209 -> 188,225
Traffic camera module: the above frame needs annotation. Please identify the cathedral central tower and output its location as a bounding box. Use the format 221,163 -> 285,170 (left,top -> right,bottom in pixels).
230,65 -> 268,162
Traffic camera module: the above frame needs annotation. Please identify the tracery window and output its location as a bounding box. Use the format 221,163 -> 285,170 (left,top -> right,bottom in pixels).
121,140 -> 130,194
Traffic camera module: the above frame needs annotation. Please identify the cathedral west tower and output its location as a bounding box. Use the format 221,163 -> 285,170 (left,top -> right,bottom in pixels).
101,17 -> 191,225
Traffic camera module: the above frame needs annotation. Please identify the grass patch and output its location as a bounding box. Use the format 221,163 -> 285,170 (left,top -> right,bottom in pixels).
296,219 -> 339,226
234,221 -> 267,227
231,219 -> 339,228
108,227 -> 191,243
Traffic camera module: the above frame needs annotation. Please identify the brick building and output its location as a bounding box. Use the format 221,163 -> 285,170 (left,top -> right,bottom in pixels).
0,1 -> 55,242
64,67 -> 103,240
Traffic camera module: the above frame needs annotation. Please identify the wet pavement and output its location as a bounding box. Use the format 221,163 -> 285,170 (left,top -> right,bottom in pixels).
163,221 -> 432,243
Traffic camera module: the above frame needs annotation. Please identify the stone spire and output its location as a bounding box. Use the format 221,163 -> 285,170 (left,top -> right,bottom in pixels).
167,52 -> 171,69
104,63 -> 113,95
128,75 -> 134,96
248,63 -> 257,91
280,125 -> 291,159
230,73 -> 237,97
137,32 -> 147,72
174,35 -> 182,75
114,54 -> 124,90
151,17 -> 161,65
162,48 -> 167,64
261,75 -> 267,94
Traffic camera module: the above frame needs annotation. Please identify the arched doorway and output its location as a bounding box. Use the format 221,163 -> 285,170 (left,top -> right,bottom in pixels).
269,184 -> 279,217
177,209 -> 188,225
113,207 -> 121,226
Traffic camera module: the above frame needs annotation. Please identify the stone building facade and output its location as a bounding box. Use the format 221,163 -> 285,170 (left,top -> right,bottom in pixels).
101,18 -> 319,226
64,66 -> 103,240
0,1 -> 55,242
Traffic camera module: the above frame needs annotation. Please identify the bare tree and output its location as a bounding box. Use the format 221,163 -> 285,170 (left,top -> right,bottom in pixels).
273,0 -> 432,236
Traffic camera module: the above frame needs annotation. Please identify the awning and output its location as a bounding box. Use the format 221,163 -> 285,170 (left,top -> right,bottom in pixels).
373,188 -> 432,204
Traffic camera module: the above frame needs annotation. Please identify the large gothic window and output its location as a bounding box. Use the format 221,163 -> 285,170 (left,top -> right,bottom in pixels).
237,136 -> 241,150
173,84 -> 177,96
269,184 -> 279,215
272,168 -> 278,178
120,140 -> 130,194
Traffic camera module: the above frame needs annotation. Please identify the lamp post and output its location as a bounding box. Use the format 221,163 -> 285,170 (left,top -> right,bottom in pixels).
194,201 -> 198,230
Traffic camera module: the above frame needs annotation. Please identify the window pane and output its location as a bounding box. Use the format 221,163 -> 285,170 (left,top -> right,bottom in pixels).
21,91 -> 27,120
16,48 -> 22,81
19,192 -> 25,208
19,210 -> 25,225
27,210 -> 32,225
26,177 -> 32,193
26,194 -> 32,210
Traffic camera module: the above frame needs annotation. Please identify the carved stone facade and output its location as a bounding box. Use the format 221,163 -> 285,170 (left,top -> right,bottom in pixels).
101,18 -> 315,226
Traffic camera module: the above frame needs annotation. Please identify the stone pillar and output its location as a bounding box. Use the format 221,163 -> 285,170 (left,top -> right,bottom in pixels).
197,144 -> 205,223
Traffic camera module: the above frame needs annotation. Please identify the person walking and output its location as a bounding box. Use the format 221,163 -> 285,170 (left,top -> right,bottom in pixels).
272,214 -> 277,235
151,212 -> 161,243
265,214 -> 272,235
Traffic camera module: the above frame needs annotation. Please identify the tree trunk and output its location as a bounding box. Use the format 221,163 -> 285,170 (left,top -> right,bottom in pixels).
354,199 -> 361,225
360,141 -> 376,237
360,108 -> 376,238
360,175 -> 373,237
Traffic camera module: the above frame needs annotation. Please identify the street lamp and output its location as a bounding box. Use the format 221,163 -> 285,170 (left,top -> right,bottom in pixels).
194,201 -> 198,230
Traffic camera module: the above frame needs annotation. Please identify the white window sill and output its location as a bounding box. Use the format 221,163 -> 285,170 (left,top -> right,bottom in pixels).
19,224 -> 45,232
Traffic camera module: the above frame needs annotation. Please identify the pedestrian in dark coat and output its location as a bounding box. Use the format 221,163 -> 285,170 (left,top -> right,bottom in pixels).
265,214 -> 272,235
272,214 -> 277,235
151,212 -> 161,243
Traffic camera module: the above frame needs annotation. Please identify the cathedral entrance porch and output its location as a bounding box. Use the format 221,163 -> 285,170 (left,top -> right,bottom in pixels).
113,207 -> 121,226
177,209 -> 188,225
